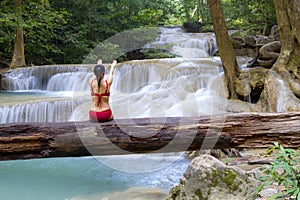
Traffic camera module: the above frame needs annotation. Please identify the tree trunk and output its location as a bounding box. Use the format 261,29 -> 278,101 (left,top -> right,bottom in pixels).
10,0 -> 26,69
207,0 -> 240,99
272,0 -> 300,98
0,112 -> 300,161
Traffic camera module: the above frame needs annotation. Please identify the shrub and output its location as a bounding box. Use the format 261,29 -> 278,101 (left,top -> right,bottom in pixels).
255,142 -> 300,199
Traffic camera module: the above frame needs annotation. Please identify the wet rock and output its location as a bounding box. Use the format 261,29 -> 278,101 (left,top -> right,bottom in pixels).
167,155 -> 260,200
236,67 -> 269,103
235,78 -> 251,98
260,72 -> 300,112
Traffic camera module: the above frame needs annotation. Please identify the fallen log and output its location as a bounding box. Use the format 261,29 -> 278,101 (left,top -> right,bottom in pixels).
0,112 -> 300,161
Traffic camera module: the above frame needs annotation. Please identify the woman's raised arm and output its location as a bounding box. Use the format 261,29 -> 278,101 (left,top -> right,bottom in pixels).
107,60 -> 117,84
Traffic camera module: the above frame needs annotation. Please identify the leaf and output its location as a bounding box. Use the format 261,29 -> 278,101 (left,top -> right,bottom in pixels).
294,188 -> 300,197
267,146 -> 276,155
253,183 -> 264,195
283,163 -> 292,175
269,193 -> 281,200
286,187 -> 297,195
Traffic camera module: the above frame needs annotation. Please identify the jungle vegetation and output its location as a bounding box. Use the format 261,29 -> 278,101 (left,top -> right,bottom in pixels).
0,0 -> 276,68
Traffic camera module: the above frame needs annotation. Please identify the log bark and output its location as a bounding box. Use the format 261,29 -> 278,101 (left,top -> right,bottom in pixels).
0,112 -> 300,161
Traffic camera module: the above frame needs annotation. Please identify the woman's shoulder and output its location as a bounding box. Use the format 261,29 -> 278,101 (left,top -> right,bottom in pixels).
89,75 -> 96,83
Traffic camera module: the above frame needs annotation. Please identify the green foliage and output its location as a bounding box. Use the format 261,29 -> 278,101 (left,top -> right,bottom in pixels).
0,0 -> 278,67
23,1 -> 68,64
220,0 -> 276,34
255,142 -> 300,199
0,0 -> 68,67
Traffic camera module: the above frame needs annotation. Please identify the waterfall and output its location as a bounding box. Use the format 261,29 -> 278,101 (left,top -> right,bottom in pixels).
0,96 -> 84,123
111,58 -> 221,93
0,27 -> 223,124
2,65 -> 92,91
70,58 -> 226,121
276,80 -> 285,112
46,72 -> 93,91
147,27 -> 217,58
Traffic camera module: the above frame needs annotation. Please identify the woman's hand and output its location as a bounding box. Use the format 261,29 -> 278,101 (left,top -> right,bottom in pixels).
111,60 -> 117,67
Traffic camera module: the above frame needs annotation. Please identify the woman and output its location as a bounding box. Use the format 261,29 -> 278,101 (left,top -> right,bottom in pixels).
89,59 -> 117,122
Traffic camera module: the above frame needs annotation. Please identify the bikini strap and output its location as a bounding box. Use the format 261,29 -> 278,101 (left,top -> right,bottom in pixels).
105,80 -> 109,94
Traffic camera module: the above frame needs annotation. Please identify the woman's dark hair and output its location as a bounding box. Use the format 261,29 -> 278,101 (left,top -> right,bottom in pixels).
94,64 -> 105,87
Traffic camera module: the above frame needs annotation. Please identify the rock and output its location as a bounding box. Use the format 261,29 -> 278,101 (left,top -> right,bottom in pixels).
255,35 -> 275,46
167,155 -> 260,200
235,78 -> 251,98
230,37 -> 244,49
236,67 -> 269,103
256,41 -> 281,68
257,188 -> 278,199
260,72 -> 300,112
246,48 -> 257,58
185,149 -> 241,160
183,21 -> 203,33
247,167 -> 265,180
244,36 -> 256,47
269,25 -> 280,41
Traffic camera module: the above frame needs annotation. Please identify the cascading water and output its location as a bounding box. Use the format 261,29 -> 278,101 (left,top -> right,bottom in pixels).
0,27 -> 226,200
276,80 -> 287,112
2,65 -> 92,90
146,27 -> 217,58
69,58 -> 226,121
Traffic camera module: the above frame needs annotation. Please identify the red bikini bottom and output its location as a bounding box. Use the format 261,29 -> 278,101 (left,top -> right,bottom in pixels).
89,109 -> 113,122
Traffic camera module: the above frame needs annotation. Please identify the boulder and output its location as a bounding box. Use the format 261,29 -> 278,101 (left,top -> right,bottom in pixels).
183,21 -> 203,33
255,35 -> 276,46
236,67 -> 269,103
167,155 -> 260,200
260,72 -> 300,112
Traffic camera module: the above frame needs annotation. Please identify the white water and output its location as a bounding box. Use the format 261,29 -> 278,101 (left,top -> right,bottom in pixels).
2,65 -> 91,90
69,58 -> 227,122
0,27 -> 226,200
147,27 -> 217,57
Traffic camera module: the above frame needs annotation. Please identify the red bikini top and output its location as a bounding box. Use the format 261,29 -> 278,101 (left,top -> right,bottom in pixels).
90,79 -> 110,106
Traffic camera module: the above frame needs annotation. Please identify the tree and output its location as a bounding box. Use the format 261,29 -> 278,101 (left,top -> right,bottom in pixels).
1,0 -> 67,68
207,0 -> 240,99
272,0 -> 300,99
10,0 -> 26,69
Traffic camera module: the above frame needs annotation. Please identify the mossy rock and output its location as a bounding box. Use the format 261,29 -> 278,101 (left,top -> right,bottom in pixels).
168,155 -> 260,200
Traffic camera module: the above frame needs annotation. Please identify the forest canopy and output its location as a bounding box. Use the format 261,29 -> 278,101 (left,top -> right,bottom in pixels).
0,0 -> 276,68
